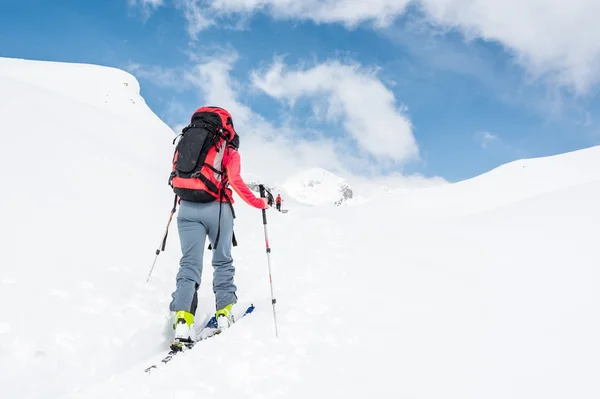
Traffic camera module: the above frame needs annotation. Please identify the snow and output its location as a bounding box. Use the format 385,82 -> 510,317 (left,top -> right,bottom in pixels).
282,167 -> 354,206
372,146 -> 600,221
0,57 -> 176,398
0,57 -> 599,399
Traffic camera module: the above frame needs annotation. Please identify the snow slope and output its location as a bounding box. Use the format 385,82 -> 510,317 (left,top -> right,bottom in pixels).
1,57 -> 599,399
0,57 -> 177,398
71,152 -> 600,399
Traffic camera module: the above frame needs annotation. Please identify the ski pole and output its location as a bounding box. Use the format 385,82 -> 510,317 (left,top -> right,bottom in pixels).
146,194 -> 178,282
259,184 -> 279,337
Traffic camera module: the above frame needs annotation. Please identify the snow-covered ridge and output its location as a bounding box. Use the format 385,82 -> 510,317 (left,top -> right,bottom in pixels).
0,57 -> 160,122
374,144 -> 600,220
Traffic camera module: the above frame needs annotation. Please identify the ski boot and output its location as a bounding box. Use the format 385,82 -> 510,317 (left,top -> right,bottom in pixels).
215,304 -> 235,333
171,310 -> 194,351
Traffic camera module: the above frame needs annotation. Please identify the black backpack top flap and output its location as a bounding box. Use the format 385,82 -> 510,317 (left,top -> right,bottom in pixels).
191,111 -> 223,128
175,126 -> 213,174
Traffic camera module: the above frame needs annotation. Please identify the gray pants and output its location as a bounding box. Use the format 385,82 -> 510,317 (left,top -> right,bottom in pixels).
169,199 -> 237,314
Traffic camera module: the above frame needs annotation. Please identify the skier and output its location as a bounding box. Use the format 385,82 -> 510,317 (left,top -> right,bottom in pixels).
168,106 -> 269,345
275,193 -> 282,211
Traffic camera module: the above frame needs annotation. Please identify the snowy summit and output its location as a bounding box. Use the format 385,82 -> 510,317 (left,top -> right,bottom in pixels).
282,168 -> 354,206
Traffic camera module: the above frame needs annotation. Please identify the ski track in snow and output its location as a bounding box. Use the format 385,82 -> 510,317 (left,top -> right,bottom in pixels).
0,57 -> 598,399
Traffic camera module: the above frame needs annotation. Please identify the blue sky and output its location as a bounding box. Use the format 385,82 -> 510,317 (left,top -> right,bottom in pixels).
2,0 -> 600,184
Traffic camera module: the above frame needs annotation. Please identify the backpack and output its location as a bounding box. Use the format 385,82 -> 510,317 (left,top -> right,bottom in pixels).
169,106 -> 237,203
168,106 -> 239,250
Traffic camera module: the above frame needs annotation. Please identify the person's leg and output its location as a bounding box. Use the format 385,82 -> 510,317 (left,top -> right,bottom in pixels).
202,202 -> 237,311
169,200 -> 207,314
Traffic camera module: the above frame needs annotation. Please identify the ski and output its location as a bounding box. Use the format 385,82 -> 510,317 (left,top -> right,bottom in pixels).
144,304 -> 255,374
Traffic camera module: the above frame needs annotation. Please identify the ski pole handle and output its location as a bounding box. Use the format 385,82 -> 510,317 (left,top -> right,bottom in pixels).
259,185 -> 268,225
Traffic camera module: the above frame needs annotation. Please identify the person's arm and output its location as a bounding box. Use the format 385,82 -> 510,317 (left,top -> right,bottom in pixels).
225,149 -> 267,209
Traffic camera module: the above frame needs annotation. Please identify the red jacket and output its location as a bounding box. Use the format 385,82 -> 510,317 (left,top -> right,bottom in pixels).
222,147 -> 265,209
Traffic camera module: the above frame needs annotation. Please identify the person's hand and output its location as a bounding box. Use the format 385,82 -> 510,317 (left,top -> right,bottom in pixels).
260,198 -> 269,209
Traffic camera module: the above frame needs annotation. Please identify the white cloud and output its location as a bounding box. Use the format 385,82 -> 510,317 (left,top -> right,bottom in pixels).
174,0 -> 215,39
128,0 -> 164,18
174,0 -> 411,37
479,131 -> 499,149
129,0 -> 164,7
418,0 -> 600,93
210,0 -> 411,27
250,59 -> 419,163
128,52 -> 440,187
168,0 -> 600,93
182,53 -> 254,124
170,53 -> 345,182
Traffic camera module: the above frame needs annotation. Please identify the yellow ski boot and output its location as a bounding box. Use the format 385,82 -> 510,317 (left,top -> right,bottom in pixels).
171,310 -> 194,350
215,304 -> 234,332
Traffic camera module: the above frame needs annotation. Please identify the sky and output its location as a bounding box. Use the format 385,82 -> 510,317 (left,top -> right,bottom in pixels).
2,0 -> 600,185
